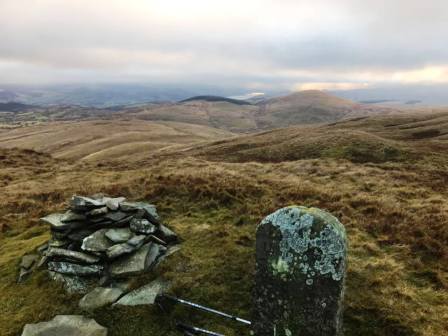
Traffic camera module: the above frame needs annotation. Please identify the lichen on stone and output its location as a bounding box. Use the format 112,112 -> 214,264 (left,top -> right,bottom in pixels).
260,206 -> 346,282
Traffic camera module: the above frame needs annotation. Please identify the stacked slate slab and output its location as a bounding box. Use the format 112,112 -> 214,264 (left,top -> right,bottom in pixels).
37,195 -> 178,293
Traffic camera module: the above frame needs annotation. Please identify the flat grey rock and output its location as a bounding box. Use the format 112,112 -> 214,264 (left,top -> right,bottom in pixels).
126,235 -> 146,247
48,271 -> 94,294
70,195 -> 105,211
105,228 -> 133,243
106,243 -> 136,259
21,315 -> 107,336
103,211 -> 128,223
48,261 -> 103,276
79,287 -> 124,311
81,229 -> 113,253
130,218 -> 156,234
88,207 -> 109,217
158,224 -> 178,243
61,210 -> 86,223
46,248 -> 100,264
114,279 -> 169,306
103,197 -> 126,211
120,202 -> 160,222
20,254 -> 39,270
109,242 -> 162,278
41,213 -> 78,232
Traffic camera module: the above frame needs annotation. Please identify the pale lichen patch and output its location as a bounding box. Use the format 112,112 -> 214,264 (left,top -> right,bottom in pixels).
260,206 -> 346,282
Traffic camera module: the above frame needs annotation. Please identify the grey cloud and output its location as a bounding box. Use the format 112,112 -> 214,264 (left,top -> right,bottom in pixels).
0,0 -> 447,87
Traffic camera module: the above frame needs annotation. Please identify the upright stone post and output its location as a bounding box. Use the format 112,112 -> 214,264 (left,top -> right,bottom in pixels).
253,206 -> 347,336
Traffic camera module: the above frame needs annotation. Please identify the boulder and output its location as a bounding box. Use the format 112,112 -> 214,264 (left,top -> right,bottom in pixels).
48,261 -> 103,276
130,218 -> 156,234
105,228 -> 133,243
45,248 -> 100,264
79,287 -> 124,311
114,279 -> 169,306
81,229 -> 113,253
21,315 -> 107,336
109,243 -> 162,278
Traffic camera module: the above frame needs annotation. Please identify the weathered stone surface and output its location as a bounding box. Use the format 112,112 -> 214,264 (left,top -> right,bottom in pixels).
20,254 -> 39,270
153,245 -> 175,268
130,218 -> 156,234
48,271 -> 94,294
18,268 -> 33,283
45,248 -> 100,264
120,202 -> 159,221
109,243 -> 161,278
81,229 -> 113,252
79,287 -> 124,311
70,195 -> 105,211
103,197 -> 126,211
41,213 -> 81,231
61,210 -> 86,222
158,224 -> 178,243
21,315 -> 107,336
114,278 -> 169,306
253,206 -> 347,336
106,243 -> 136,259
88,207 -> 109,217
105,228 -> 133,243
103,211 -> 128,223
126,235 -> 146,247
48,261 -> 104,276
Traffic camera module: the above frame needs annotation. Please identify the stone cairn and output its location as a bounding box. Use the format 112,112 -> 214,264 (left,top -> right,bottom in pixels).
24,195 -> 178,296
253,206 -> 347,336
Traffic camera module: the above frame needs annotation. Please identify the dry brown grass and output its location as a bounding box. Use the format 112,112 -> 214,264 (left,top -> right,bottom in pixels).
1,113 -> 448,335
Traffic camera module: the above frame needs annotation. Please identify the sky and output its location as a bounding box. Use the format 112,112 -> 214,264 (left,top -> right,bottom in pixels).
1,0 -> 447,92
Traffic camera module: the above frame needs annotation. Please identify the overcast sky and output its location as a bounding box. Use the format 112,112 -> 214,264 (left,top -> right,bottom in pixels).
1,0 -> 447,91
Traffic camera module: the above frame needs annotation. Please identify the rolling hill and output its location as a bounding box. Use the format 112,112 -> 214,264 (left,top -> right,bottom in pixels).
185,112 -> 448,164
120,90 -> 397,132
0,120 -> 234,162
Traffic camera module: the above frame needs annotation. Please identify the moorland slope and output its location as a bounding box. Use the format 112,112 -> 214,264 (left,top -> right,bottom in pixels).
0,112 -> 447,336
